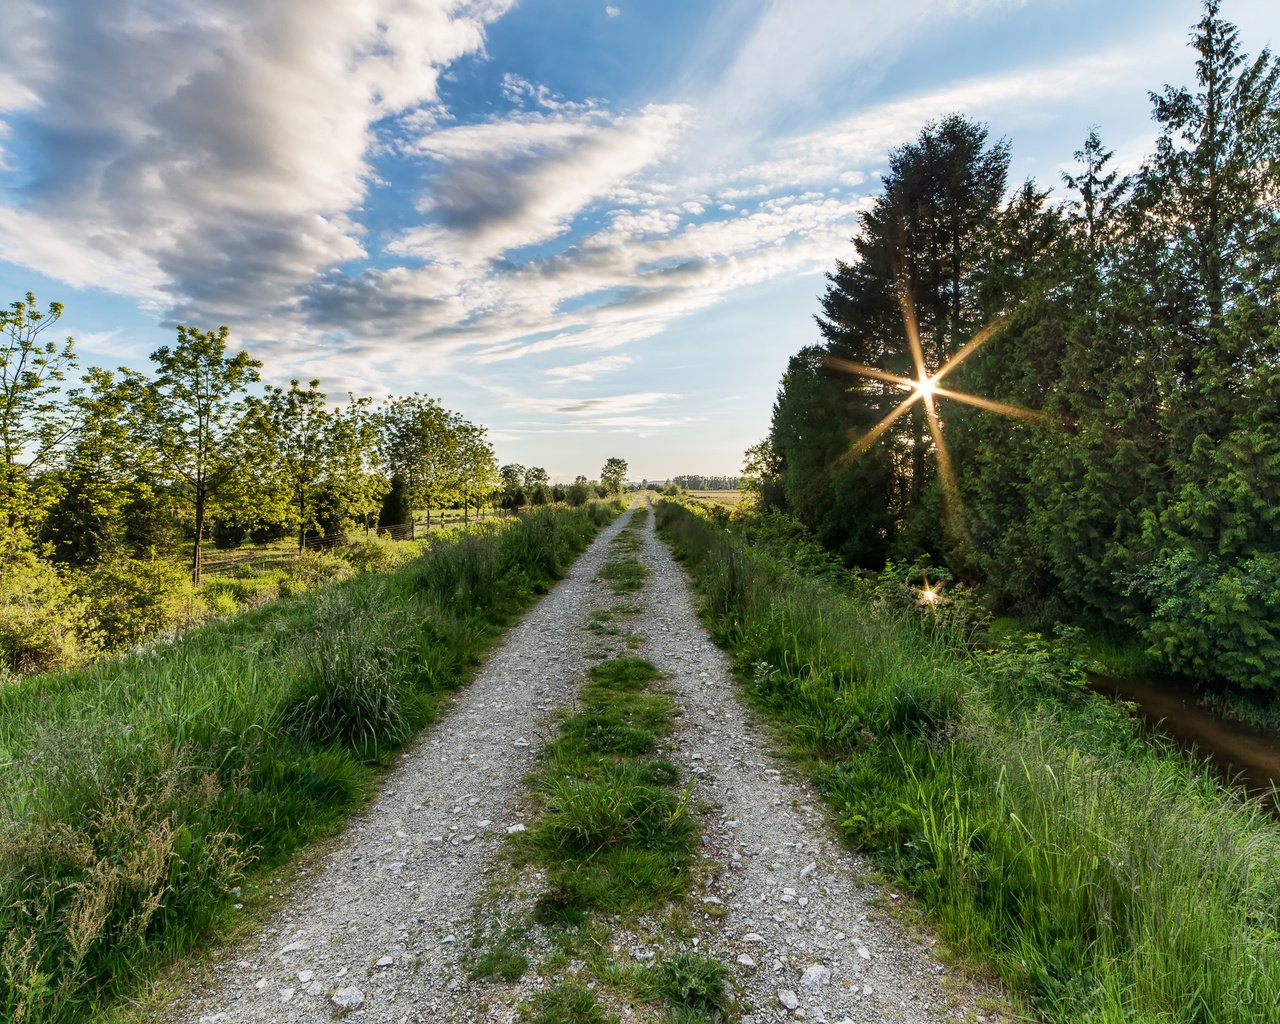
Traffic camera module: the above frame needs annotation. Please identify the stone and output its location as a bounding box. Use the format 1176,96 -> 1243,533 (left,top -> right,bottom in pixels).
332,987 -> 365,1010
856,946 -> 871,960
778,990 -> 801,1010
375,955 -> 394,968
278,940 -> 309,956
506,823 -> 526,834
736,953 -> 756,968
799,965 -> 831,991
800,862 -> 817,880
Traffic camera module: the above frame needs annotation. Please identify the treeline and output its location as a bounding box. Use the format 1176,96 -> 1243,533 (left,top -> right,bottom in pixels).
0,311 -> 503,672
496,456 -> 628,508
670,475 -> 741,491
759,1 -> 1280,690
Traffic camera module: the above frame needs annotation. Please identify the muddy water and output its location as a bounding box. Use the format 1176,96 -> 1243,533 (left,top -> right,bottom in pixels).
1088,672 -> 1280,808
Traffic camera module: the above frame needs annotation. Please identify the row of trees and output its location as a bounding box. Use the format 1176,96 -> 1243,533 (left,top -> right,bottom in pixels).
0,313 -> 499,582
760,1 -> 1280,689
496,458 -> 628,509
669,475 -> 741,491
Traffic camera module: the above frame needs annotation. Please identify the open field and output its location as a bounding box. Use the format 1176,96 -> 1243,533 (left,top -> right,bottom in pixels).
684,489 -> 744,508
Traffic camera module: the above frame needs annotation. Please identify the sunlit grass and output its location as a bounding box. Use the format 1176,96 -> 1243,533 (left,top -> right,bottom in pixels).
657,498 -> 1280,1024
0,503 -> 616,1024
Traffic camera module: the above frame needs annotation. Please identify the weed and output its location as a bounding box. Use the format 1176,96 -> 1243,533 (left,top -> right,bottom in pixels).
655,952 -> 729,1018
530,982 -> 617,1024
598,558 -> 648,594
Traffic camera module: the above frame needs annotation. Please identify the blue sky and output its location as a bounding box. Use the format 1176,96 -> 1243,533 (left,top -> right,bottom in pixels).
1,0 -> 1276,482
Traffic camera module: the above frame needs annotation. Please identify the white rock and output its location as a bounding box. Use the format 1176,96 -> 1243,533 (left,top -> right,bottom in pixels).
799,965 -> 831,991
800,862 -> 817,880
331,986 -> 365,1010
862,984 -> 874,996
302,981 -> 325,997
375,955 -> 394,968
278,941 -> 309,956
737,953 -> 756,968
297,970 -> 315,983
506,823 -> 526,834
778,990 -> 801,1010
856,946 -> 871,960
743,932 -> 766,943
279,988 -> 295,1003
513,737 -> 530,748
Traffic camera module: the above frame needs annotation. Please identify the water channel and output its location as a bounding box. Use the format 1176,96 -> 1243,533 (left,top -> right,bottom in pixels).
1088,672 -> 1280,810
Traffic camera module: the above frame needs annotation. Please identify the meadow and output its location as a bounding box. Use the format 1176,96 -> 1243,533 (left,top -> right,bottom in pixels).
657,499 -> 1280,1024
0,502 -> 616,1024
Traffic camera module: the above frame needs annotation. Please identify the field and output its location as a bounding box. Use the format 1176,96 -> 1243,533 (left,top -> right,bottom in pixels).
684,489 -> 744,508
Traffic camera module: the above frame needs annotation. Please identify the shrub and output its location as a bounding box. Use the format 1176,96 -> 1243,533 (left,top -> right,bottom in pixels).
75,557 -> 194,650
0,535 -> 97,676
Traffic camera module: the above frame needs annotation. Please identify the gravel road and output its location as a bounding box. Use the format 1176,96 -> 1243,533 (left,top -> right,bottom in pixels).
177,501 -> 1002,1024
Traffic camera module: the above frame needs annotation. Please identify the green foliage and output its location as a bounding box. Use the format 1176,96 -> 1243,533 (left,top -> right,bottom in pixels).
600,457 -> 628,495
1127,550 -> 1280,689
654,954 -> 729,1019
530,983 -> 617,1024
0,531 -> 97,676
658,500 -> 1280,1024
0,505 -> 609,1023
74,557 -> 194,650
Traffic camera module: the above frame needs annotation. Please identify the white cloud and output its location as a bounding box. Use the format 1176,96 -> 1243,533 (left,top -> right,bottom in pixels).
0,0 -> 512,320
545,354 -> 634,383
605,5 -> 620,17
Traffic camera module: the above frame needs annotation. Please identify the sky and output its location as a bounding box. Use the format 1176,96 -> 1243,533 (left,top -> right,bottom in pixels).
1,0 -> 1277,483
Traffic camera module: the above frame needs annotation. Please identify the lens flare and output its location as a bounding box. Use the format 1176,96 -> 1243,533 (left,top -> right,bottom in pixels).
827,281 -> 1049,541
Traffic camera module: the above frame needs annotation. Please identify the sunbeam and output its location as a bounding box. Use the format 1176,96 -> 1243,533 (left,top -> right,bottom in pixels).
827,283 -> 1046,538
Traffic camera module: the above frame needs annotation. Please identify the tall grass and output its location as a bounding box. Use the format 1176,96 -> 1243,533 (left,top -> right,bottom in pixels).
0,503 -> 615,1024
657,500 -> 1280,1024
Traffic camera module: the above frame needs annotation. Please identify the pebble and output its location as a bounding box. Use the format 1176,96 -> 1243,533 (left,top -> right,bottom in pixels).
331,986 -> 365,1010
800,965 -> 831,990
779,989 -> 801,1010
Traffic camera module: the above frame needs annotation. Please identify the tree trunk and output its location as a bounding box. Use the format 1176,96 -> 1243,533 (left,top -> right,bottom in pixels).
192,489 -> 206,585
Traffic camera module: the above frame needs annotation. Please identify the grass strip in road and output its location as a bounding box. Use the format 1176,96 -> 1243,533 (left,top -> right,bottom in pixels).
656,498 -> 1280,1024
0,503 -> 617,1024
472,655 -> 730,1023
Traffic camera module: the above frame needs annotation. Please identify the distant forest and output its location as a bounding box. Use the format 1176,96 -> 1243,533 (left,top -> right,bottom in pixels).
670,475 -> 741,491
755,1 -> 1280,691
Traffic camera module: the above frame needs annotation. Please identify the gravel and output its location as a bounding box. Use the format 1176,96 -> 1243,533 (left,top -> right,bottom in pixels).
176,502 -> 1004,1024
178,509 -> 635,1024
630,502 -> 1002,1023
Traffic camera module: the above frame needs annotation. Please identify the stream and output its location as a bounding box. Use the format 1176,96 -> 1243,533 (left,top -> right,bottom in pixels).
1088,672 -> 1280,809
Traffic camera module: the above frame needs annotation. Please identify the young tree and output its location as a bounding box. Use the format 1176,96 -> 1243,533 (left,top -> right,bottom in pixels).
0,293 -> 79,524
377,394 -> 451,534
524,466 -> 549,490
600,457 -> 628,494
139,325 -> 264,583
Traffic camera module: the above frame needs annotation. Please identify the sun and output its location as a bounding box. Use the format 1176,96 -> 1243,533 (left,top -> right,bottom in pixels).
826,281 -> 1049,539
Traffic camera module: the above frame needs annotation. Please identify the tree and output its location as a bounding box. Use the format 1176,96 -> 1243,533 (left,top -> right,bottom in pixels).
0,292 -> 79,524
139,325 -> 264,583
524,466 -> 549,489
377,395 -> 451,534
258,379 -> 385,551
499,463 -> 527,509
600,457 -> 628,494
449,418 -> 497,522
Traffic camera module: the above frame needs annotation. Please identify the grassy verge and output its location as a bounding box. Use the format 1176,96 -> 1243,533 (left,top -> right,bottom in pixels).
469,655 -> 730,1024
0,503 -> 616,1024
656,499 -> 1280,1024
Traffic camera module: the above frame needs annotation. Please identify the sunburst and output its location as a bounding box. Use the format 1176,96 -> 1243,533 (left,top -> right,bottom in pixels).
827,281 -> 1048,535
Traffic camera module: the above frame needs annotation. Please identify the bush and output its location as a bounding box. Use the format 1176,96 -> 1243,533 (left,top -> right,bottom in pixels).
1127,550 -> 1280,689
0,535 -> 97,675
277,551 -> 356,597
75,557 -> 194,650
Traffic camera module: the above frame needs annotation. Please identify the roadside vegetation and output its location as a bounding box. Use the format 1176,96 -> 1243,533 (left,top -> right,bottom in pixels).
658,498 -> 1280,1024
476,654 -> 729,1024
754,3 -> 1280,697
0,503 -> 615,1024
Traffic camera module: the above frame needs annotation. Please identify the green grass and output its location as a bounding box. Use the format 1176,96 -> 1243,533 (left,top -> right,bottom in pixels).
524,658 -> 694,920
598,557 -> 648,594
530,983 -> 618,1024
0,503 -> 616,1024
657,498 -> 1280,1024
